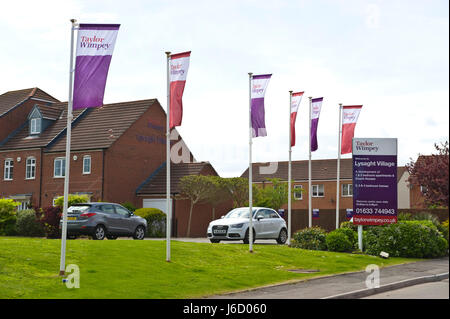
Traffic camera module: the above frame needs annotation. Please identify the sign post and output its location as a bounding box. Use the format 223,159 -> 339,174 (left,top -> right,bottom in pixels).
352,138 -> 398,250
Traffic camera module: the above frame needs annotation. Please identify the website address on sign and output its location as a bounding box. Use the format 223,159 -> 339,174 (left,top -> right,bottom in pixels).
353,216 -> 397,225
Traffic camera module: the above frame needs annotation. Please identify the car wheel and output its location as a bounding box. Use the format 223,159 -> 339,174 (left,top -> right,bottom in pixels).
210,239 -> 220,243
277,228 -> 288,244
106,235 -> 118,240
243,229 -> 256,244
93,225 -> 106,240
133,225 -> 146,240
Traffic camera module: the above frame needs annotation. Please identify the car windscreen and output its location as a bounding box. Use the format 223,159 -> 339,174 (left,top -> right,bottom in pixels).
67,205 -> 91,214
225,208 -> 256,219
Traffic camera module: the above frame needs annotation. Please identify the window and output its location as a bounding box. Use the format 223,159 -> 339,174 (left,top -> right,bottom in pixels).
342,183 -> 353,197
312,184 -> 324,197
30,118 -> 41,134
17,201 -> 30,211
4,159 -> 13,180
83,155 -> 91,174
115,206 -> 131,217
294,185 -> 303,200
26,157 -> 36,179
100,204 -> 115,214
54,158 -> 66,178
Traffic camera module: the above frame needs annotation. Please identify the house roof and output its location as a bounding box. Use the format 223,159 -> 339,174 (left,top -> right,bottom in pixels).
45,99 -> 157,152
240,158 -> 354,182
0,99 -> 158,152
397,166 -> 408,183
136,162 -> 218,195
0,105 -> 87,150
0,88 -> 59,117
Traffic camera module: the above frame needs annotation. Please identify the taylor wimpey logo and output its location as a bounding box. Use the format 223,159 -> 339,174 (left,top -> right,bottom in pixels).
170,63 -> 185,76
355,140 -> 379,152
343,112 -> 357,121
80,36 -> 111,50
252,83 -> 264,94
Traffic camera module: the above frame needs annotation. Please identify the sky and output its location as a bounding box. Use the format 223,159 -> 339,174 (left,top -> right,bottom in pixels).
1,0 -> 448,177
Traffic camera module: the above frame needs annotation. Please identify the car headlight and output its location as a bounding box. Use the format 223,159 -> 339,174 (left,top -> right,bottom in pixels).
230,223 -> 244,229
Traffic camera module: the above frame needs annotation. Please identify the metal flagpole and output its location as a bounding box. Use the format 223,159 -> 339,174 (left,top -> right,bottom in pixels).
165,51 -> 171,262
336,103 -> 343,229
248,72 -> 253,253
59,18 -> 77,276
308,97 -> 312,228
288,91 -> 293,245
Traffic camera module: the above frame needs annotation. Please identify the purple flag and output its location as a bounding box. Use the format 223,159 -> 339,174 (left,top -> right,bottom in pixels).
310,97 -> 323,151
73,24 -> 120,110
251,74 -> 272,137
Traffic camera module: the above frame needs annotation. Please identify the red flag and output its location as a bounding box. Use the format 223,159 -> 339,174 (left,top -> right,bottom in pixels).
290,92 -> 303,147
169,51 -> 191,128
341,105 -> 362,154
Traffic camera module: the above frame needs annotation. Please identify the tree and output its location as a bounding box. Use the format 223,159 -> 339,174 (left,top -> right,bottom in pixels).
253,178 -> 303,211
179,175 -> 214,237
54,194 -> 90,208
203,176 -> 230,220
406,141 -> 449,208
221,177 -> 249,208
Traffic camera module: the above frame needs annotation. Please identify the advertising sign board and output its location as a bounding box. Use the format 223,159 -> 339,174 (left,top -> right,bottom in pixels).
352,138 -> 398,225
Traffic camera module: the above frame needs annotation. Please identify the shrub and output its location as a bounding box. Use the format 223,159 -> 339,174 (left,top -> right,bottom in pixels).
53,194 -> 89,208
440,219 -> 449,243
340,221 -> 358,232
364,221 -> 448,258
398,211 -> 440,227
326,231 -> 353,252
15,209 -> 45,237
0,198 -> 19,236
335,227 -> 358,249
36,206 -> 62,238
121,201 -> 137,212
291,227 -> 327,251
134,208 -> 166,237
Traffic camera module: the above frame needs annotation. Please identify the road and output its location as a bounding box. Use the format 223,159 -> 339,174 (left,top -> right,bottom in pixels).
363,279 -> 449,299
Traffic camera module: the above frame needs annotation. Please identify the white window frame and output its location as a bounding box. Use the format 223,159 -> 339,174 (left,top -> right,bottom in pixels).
17,201 -> 30,211
30,118 -> 41,134
4,159 -> 13,180
54,157 -> 66,178
26,157 -> 36,180
83,155 -> 91,175
294,185 -> 303,200
342,183 -> 353,197
312,184 -> 325,197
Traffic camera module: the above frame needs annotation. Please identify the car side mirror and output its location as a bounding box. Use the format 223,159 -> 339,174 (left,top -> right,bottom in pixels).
220,215 -> 225,219
257,216 -> 263,221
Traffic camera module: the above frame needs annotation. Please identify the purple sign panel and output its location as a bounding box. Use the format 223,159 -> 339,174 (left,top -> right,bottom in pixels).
352,138 -> 397,225
312,209 -> 319,219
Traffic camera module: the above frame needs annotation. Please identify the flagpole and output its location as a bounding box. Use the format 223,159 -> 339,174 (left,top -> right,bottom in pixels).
165,51 -> 171,262
336,103 -> 343,229
248,72 -> 253,253
308,96 -> 312,228
288,91 -> 293,245
59,18 -> 77,276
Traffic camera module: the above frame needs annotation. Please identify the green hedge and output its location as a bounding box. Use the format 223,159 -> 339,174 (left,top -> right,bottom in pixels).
292,227 -> 327,251
326,231 -> 353,252
134,208 -> 166,238
0,198 -> 19,236
15,209 -> 45,237
364,221 -> 448,258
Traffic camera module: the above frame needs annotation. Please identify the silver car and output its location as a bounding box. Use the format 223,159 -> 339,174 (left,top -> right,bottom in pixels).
59,203 -> 147,240
207,207 -> 288,244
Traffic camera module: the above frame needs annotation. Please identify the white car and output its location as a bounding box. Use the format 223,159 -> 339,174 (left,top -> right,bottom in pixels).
207,207 -> 288,244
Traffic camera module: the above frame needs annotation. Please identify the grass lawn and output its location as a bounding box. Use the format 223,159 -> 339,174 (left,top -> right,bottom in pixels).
0,237 -> 419,299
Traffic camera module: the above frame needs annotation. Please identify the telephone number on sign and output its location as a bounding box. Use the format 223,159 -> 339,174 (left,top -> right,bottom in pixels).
355,208 -> 396,215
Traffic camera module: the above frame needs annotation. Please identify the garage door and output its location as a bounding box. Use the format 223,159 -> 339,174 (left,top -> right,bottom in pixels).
143,198 -> 172,214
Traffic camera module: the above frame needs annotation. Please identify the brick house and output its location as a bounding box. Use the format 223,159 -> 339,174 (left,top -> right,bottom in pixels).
0,88 -> 228,237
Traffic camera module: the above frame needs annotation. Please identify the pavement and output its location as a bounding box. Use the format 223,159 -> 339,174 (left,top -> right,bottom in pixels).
363,279 -> 449,299
205,257 -> 449,299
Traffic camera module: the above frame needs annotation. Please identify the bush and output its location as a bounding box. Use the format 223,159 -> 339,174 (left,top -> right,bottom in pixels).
0,198 -> 19,236
335,227 -> 358,249
36,206 -> 62,238
291,227 -> 327,251
364,221 -> 448,258
134,208 -> 166,237
440,219 -> 449,243
54,194 -> 89,208
121,202 -> 137,212
326,231 -> 353,252
340,221 -> 358,232
15,209 -> 45,237
398,211 -> 440,227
